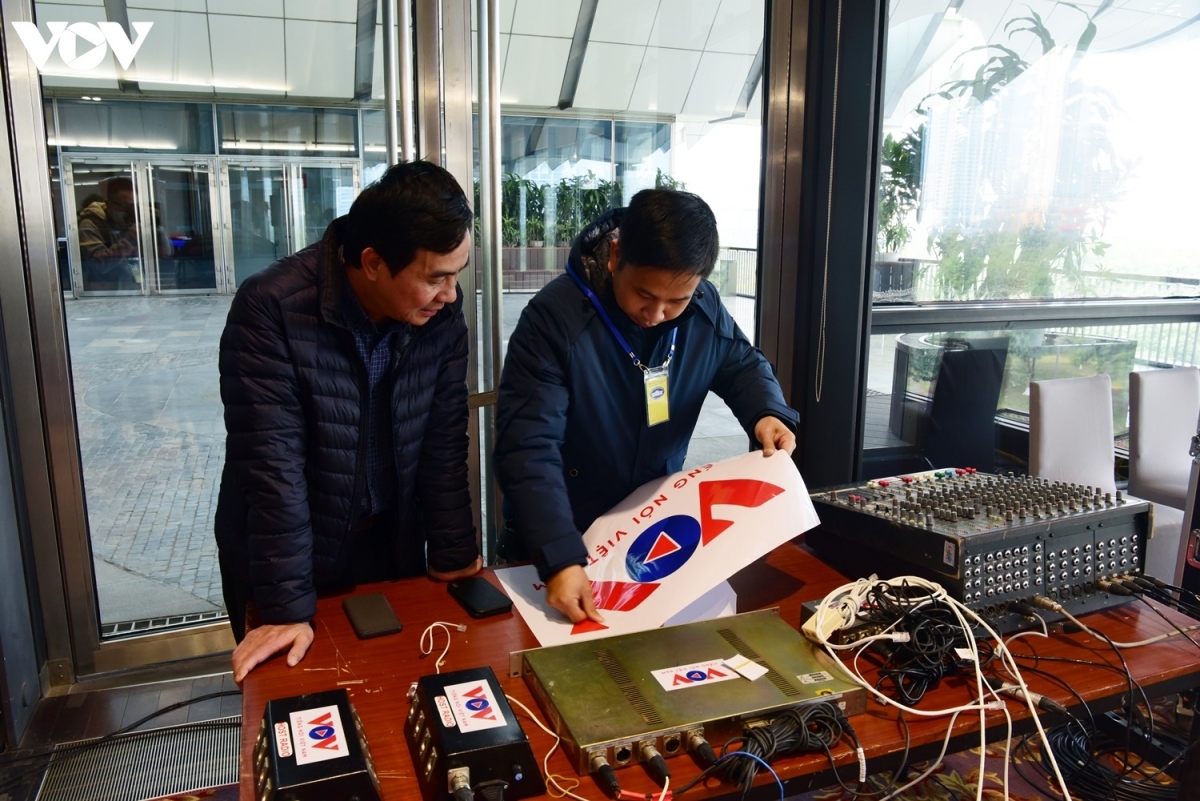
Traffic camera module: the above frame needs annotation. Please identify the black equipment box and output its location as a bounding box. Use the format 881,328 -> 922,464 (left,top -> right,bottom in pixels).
807,469 -> 1151,632
254,688 -> 380,801
405,666 -> 546,801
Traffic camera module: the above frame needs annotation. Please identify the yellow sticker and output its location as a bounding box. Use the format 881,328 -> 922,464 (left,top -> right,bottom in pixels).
815,688 -> 835,697
644,367 -> 670,427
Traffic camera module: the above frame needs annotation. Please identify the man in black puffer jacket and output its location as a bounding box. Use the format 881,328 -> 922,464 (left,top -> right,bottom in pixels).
216,162 -> 480,683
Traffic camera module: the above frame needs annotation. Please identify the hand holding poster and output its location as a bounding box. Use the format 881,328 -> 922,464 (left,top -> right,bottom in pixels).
496,450 -> 820,646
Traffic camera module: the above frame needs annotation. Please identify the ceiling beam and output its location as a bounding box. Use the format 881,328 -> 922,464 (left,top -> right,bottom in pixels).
557,0 -> 599,110
354,0 -> 380,102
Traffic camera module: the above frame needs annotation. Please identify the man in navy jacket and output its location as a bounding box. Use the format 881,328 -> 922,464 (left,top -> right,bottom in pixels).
216,162 -> 481,683
495,190 -> 799,624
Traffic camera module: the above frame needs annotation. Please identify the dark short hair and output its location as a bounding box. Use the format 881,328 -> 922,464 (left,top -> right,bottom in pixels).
343,161 -> 473,274
105,176 -> 133,201
618,189 -> 719,278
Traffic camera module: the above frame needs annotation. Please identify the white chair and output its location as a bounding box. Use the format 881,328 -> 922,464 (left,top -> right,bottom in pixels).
1029,375 -> 1116,495
1129,367 -> 1200,582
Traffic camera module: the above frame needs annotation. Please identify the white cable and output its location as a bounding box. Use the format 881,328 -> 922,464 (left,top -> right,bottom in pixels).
420,621 -> 466,673
879,708 -> 965,801
1043,599 -> 1200,648
505,694 -> 594,801
810,576 -> 1075,801
657,775 -> 669,801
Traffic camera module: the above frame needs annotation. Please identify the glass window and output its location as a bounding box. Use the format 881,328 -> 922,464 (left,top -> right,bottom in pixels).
874,1 -> 1200,304
484,0 -> 768,468
361,109 -> 388,185
55,99 -> 214,154
218,105 -> 357,156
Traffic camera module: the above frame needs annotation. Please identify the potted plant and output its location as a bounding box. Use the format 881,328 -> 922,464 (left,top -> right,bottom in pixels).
874,125 -> 923,301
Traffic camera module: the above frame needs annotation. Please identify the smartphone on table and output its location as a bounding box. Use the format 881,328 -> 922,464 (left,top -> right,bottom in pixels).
342,592 -> 403,639
448,577 -> 513,618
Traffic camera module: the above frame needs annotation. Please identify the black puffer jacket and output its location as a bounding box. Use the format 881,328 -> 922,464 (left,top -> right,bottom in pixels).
215,218 -> 477,626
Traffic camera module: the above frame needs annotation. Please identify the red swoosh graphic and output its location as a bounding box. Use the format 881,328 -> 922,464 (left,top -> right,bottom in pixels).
699,479 -> 785,545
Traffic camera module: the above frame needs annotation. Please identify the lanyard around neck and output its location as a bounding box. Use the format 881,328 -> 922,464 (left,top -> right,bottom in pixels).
565,263 -> 677,373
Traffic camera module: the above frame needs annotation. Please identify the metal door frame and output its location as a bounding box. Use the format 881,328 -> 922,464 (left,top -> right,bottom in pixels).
143,160 -> 224,296
219,157 -> 361,290
62,155 -> 226,298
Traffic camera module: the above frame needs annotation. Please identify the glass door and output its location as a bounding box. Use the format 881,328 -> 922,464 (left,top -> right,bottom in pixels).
64,161 -> 145,295
147,163 -> 221,293
291,164 -> 359,250
224,163 -> 290,287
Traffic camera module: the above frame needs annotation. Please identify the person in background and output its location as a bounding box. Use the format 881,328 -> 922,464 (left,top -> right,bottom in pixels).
216,161 -> 481,683
495,189 -> 799,625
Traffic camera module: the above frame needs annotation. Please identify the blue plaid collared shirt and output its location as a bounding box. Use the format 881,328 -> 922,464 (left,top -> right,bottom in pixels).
341,273 -> 412,516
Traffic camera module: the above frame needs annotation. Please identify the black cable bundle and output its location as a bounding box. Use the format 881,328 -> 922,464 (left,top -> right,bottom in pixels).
665,701 -> 859,799
722,703 -> 851,794
1028,721 -> 1180,801
857,581 -> 989,705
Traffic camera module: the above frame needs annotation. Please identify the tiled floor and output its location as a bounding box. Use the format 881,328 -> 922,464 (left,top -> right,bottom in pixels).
65,291 -> 760,627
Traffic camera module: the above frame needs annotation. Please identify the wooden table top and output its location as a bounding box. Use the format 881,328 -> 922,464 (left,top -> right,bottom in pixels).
239,543 -> 1200,800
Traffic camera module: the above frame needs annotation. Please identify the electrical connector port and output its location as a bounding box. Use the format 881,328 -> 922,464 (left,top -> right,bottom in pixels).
447,767 -> 471,794
614,744 -> 633,766
663,734 -> 681,755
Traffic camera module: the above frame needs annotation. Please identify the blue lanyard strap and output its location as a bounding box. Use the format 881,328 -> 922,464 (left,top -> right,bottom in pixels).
565,264 -> 677,372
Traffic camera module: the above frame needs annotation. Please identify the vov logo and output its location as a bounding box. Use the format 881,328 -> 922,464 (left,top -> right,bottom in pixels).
12,21 -> 153,72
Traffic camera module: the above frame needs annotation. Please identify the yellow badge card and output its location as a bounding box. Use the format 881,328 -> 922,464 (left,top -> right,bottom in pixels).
644,366 -> 670,427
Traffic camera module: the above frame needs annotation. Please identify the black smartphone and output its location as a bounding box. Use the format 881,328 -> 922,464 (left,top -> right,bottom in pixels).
342,593 -> 403,639
448,577 -> 513,618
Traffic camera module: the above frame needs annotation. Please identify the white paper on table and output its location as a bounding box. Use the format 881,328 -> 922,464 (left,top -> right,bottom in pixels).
496,450 -> 819,646
664,580 -> 736,627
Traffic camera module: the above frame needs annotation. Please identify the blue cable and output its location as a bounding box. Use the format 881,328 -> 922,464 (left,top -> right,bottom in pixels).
716,751 -> 785,801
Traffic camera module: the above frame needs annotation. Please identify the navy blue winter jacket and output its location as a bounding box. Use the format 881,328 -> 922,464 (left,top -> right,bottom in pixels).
495,209 -> 799,581
215,218 -> 477,627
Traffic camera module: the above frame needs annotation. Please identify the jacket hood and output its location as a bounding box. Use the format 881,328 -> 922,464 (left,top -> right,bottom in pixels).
567,207 -> 624,295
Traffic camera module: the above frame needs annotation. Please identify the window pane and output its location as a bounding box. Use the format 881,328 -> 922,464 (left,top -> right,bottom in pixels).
875,2 -> 1200,303
218,105 -> 357,156
862,322 -> 1200,476
486,0 -> 768,467
55,99 -> 214,154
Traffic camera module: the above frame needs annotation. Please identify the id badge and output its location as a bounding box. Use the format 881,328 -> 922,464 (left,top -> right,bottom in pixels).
644,366 -> 670,427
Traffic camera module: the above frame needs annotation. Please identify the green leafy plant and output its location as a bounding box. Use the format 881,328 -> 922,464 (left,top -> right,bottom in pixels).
554,172 -> 622,245
877,125 -> 924,254
655,168 -> 686,191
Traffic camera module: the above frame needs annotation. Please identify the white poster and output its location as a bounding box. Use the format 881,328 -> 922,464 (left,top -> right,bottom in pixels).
497,451 -> 819,646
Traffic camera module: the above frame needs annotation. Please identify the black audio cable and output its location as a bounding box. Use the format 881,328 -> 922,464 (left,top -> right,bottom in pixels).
589,753 -> 622,799
472,779 -> 509,801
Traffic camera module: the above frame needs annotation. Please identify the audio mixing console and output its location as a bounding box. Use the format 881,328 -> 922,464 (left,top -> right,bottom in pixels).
806,469 -> 1152,632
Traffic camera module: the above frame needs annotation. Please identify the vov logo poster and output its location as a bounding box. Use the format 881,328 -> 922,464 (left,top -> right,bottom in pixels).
497,451 -> 819,646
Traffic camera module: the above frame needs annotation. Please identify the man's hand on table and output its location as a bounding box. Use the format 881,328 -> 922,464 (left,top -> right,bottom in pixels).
428,555 -> 483,582
546,564 -> 605,624
755,416 -> 797,457
232,622 -> 314,685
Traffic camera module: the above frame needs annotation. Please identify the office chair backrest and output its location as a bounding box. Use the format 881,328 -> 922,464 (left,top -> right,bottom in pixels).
924,338 -> 1009,472
1129,366 -> 1200,509
1029,374 -> 1116,495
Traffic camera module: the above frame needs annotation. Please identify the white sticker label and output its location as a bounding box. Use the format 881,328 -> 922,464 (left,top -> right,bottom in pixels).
943,540 -> 956,567
444,680 -> 508,733
954,647 -> 976,662
651,659 -> 741,692
274,721 -> 293,759
797,670 -> 834,685
434,695 -> 457,729
723,654 -> 769,682
289,704 -> 348,766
